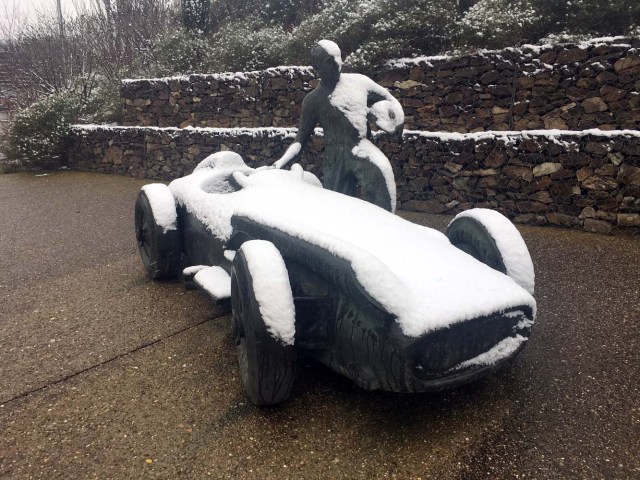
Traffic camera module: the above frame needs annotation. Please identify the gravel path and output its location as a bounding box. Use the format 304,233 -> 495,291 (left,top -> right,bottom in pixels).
1,171 -> 638,479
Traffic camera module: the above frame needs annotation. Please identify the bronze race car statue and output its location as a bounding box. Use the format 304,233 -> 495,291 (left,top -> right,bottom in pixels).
135,151 -> 536,406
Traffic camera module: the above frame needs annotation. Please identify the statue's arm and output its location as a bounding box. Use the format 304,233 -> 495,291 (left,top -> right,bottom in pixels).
273,95 -> 317,169
366,80 -> 405,137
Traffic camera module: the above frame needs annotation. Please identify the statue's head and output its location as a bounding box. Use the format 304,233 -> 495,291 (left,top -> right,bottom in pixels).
311,40 -> 342,85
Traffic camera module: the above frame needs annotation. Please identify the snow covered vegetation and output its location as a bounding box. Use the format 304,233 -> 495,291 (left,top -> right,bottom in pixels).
2,0 -> 638,165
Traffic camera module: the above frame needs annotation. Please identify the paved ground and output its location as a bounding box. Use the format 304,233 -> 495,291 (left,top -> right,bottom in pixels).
0,171 -> 638,479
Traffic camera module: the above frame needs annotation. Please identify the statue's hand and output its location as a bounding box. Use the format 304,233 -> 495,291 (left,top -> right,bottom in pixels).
369,100 -> 404,133
394,124 -> 404,144
273,142 -> 302,170
272,158 -> 286,169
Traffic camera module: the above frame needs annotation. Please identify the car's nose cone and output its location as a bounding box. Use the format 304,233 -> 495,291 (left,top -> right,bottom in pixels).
410,308 -> 533,384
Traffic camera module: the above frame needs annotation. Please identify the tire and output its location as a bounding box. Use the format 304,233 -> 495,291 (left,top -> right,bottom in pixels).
134,186 -> 181,280
231,241 -> 297,406
446,209 -> 535,295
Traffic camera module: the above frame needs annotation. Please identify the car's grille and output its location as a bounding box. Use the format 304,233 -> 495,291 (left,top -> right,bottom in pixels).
411,307 -> 533,380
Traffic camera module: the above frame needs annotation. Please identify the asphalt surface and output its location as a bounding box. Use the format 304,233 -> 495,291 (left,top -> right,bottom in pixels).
0,171 -> 638,479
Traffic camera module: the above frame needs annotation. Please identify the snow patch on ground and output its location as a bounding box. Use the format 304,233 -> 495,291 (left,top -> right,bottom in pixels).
240,240 -> 296,346
451,209 -> 535,295
141,184 -> 177,233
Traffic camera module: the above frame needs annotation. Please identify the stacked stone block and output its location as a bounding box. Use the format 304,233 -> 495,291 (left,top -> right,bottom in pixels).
67,126 -> 640,234
122,38 -> 640,132
122,67 -> 316,129
67,37 -> 640,235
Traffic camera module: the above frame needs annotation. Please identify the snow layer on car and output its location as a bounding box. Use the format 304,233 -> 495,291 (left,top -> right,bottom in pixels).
183,265 -> 209,276
194,266 -> 231,300
240,240 -> 296,346
451,209 -> 535,295
141,184 -> 177,233
170,166 -> 536,337
451,334 -> 528,371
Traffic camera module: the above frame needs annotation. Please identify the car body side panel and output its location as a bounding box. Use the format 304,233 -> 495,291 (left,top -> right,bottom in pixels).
179,206 -> 231,273
179,211 -> 533,394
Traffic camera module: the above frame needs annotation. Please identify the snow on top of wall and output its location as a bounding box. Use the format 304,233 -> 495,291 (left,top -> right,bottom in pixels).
264,65 -> 315,77
541,35 -> 632,48
122,66 -> 314,86
402,128 -> 640,141
385,55 -> 452,69
122,73 -> 253,85
121,37 -> 634,85
71,124 -> 299,139
476,36 -> 634,56
385,36 -> 634,69
169,165 -> 536,337
73,124 -> 640,143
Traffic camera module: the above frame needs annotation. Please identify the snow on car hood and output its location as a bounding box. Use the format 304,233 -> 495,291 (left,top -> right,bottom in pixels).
170,165 -> 536,337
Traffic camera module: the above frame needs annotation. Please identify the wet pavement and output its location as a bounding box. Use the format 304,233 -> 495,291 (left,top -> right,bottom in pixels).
0,171 -> 638,479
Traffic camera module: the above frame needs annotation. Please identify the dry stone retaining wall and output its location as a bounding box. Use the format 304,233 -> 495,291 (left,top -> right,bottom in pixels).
122,67 -> 316,129
68,125 -> 640,235
121,37 -> 640,132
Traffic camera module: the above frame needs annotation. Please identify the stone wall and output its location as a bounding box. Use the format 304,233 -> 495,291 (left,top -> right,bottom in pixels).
121,37 -> 640,132
122,67 -> 316,128
67,125 -> 640,234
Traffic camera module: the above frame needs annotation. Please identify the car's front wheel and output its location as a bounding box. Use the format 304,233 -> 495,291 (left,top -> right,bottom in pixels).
134,185 -> 181,280
231,240 -> 297,406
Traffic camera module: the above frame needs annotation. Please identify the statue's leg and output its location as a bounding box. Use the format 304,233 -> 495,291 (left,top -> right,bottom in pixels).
352,159 -> 393,212
350,140 -> 396,213
323,145 -> 358,197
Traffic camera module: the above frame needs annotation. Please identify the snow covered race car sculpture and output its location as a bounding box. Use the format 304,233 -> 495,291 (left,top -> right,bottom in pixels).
135,152 -> 536,406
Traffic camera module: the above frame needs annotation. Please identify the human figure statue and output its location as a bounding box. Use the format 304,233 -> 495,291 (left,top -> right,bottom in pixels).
273,40 -> 404,213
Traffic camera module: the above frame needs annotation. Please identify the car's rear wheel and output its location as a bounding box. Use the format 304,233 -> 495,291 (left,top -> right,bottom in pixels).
231,241 -> 297,406
134,186 -> 181,280
446,208 -> 535,294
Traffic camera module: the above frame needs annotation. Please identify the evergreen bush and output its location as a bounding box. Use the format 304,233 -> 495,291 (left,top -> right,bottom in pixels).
5,92 -> 81,168
153,29 -> 211,75
182,0 -> 212,33
208,21 -> 290,71
457,0 -> 540,49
